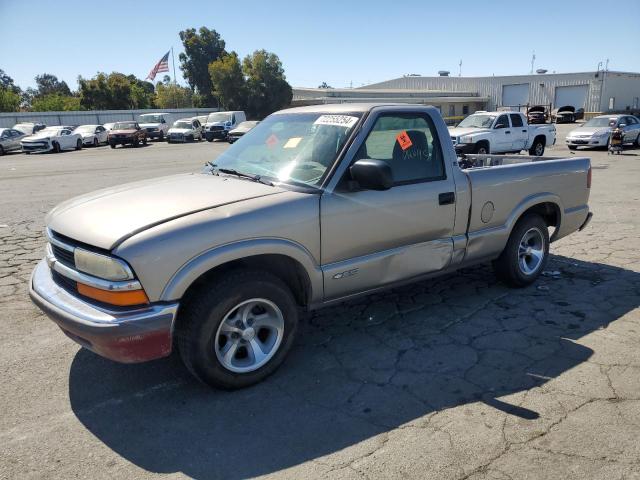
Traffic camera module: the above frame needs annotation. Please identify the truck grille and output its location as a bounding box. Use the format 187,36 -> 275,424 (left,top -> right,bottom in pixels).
209,126 -> 224,131
51,244 -> 75,268
51,269 -> 77,294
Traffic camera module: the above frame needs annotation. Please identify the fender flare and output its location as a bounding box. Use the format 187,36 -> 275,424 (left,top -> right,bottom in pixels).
160,238 -> 323,303
505,192 -> 563,238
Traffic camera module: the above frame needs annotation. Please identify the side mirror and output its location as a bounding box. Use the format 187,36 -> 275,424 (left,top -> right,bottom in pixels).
619,124 -> 626,128
350,159 -> 393,191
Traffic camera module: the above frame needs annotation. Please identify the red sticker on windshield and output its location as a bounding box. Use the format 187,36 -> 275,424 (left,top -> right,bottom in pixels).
396,131 -> 413,150
266,134 -> 279,148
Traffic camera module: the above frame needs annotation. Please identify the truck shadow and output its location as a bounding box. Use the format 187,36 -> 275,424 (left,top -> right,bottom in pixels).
68,255 -> 640,479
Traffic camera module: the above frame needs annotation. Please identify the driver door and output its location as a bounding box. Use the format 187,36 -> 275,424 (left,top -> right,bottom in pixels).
492,114 -> 513,152
320,110 -> 456,300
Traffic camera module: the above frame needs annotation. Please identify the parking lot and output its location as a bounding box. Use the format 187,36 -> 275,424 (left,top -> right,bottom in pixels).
1,124 -> 640,479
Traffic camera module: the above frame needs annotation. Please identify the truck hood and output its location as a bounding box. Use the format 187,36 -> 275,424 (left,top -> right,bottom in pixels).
448,127 -> 489,137
139,123 -> 161,129
46,173 -> 285,250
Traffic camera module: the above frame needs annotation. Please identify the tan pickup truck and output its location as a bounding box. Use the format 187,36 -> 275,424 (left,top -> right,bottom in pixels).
30,103 -> 592,389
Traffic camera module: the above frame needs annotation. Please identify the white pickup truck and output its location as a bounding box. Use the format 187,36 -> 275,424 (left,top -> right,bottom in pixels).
450,111 -> 556,156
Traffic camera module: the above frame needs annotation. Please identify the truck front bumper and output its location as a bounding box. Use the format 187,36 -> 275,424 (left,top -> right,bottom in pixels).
29,259 -> 179,363
454,143 -> 475,154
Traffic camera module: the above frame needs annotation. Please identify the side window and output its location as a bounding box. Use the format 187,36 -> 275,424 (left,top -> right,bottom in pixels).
1,131 -> 8,139
355,113 -> 445,184
232,114 -> 236,124
510,114 -> 524,127
495,115 -> 510,129
462,105 -> 469,115
61,129 -> 70,135
448,105 -> 455,117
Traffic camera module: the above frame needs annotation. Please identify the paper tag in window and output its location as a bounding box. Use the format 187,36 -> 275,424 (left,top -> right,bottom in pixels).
314,115 -> 359,128
396,131 -> 413,151
283,137 -> 302,149
266,134 -> 279,147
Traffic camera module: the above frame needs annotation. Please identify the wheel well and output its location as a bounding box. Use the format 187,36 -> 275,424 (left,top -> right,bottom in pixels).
181,254 -> 311,308
519,202 -> 559,228
533,135 -> 546,146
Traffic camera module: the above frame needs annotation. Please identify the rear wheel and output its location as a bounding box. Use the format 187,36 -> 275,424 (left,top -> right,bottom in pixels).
529,138 -> 545,156
493,213 -> 549,287
75,139 -> 82,150
109,143 -> 116,149
176,269 -> 299,389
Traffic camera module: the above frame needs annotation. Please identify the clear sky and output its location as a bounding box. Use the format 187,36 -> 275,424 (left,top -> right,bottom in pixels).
1,0 -> 638,91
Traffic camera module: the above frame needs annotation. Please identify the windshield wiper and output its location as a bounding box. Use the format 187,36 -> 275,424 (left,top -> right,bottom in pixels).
206,162 -> 274,186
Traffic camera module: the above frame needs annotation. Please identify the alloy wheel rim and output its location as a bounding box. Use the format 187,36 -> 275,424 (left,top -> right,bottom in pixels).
535,143 -> 543,155
214,298 -> 285,373
518,227 -> 545,275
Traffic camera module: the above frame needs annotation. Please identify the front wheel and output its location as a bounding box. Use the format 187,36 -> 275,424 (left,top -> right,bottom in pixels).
93,138 -> 98,147
158,132 -> 164,142
109,143 -> 116,149
142,137 -> 147,146
52,142 -> 61,153
176,269 -> 299,390
493,213 -> 549,288
529,138 -> 545,156
473,143 -> 489,154
75,139 -> 82,150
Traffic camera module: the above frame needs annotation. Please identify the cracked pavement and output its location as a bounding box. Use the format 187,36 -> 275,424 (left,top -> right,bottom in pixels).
1,129 -> 639,479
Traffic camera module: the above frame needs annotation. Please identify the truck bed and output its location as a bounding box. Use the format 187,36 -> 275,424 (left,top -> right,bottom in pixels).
458,153 -> 575,169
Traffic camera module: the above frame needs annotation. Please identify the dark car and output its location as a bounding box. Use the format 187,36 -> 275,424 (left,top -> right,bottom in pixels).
108,121 -> 147,148
527,105 -> 548,124
227,120 -> 260,143
552,106 -> 577,123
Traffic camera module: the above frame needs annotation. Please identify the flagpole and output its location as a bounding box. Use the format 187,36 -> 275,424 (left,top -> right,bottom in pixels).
171,46 -> 178,109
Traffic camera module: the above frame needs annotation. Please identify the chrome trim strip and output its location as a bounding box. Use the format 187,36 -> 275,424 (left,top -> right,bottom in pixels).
46,228 -> 75,252
46,244 -> 142,291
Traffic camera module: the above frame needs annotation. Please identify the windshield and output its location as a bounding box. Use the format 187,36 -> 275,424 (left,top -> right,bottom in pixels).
75,125 -> 96,133
208,112 -> 361,186
457,114 -> 496,128
237,121 -> 259,129
138,114 -> 163,123
114,122 -> 137,130
583,117 -> 617,128
39,127 -> 62,135
173,121 -> 192,129
207,113 -> 231,123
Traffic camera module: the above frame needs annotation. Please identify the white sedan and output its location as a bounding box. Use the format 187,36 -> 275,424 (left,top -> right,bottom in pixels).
74,125 -> 109,147
21,126 -> 82,154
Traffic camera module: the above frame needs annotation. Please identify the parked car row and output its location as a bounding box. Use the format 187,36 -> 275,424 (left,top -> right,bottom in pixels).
525,105 -> 585,124
0,111 -> 261,156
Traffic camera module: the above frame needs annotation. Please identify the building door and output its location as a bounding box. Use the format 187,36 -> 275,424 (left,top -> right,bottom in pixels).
554,85 -> 588,109
502,84 -> 530,107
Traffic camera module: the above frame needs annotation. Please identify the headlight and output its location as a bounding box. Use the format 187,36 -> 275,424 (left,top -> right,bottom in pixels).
74,248 -> 134,281
459,135 -> 473,144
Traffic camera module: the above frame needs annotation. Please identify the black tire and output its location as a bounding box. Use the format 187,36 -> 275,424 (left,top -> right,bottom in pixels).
142,137 -> 147,146
176,269 -> 299,390
158,132 -> 164,141
93,138 -> 98,147
0,146 -> 4,156
206,135 -> 213,142
635,133 -> 640,148
52,142 -> 61,153
473,142 -> 489,154
75,139 -> 82,150
110,143 -> 116,149
132,138 -> 139,148
529,137 -> 545,156
568,145 -> 577,150
187,135 -> 194,142
493,213 -> 549,288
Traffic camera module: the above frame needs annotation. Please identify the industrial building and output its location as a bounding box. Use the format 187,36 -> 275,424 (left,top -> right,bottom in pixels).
293,71 -> 640,121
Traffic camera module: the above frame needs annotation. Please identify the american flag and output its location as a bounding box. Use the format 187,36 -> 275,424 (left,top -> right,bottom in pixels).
146,51 -> 170,81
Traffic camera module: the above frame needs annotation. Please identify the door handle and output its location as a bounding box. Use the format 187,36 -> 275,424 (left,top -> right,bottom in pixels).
505,130 -> 511,134
522,129 -> 527,132
439,192 -> 455,205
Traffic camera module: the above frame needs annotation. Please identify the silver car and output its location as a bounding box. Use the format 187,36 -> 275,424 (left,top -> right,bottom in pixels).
566,114 -> 640,149
0,127 -> 27,155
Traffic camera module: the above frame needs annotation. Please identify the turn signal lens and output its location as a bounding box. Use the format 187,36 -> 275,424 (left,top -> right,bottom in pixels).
77,283 -> 149,306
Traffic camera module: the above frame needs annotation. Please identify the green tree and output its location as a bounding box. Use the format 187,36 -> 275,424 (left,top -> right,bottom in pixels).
155,83 -> 193,109
178,27 -> 226,106
318,82 -> 332,89
0,87 -> 21,112
34,73 -> 71,97
79,72 -> 153,110
31,93 -> 81,111
208,52 -> 246,110
0,69 -> 20,93
242,50 -> 292,118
